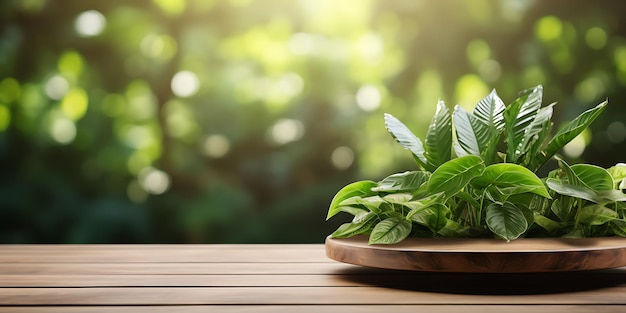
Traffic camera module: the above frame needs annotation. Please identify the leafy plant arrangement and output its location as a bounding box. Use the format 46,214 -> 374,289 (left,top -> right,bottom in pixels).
327,85 -> 626,244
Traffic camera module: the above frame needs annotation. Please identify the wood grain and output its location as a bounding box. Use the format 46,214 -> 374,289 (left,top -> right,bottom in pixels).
2,286 -> 626,305
0,244 -> 328,263
326,236 -> 626,273
1,306 -> 624,313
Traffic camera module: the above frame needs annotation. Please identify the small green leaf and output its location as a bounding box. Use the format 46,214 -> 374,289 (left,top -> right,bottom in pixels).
534,214 -> 562,232
382,193 -> 413,204
424,100 -> 452,171
368,217 -> 412,245
384,113 -> 427,166
485,202 -> 529,241
428,155 -> 485,199
373,171 -> 431,192
339,196 -> 385,214
327,181 -> 377,220
338,206 -> 368,217
330,212 -> 378,238
470,163 -> 551,198
539,100 -> 607,167
578,205 -> 618,226
404,192 -> 446,215
409,204 -> 450,232
607,163 -> 626,189
610,220 -> 626,237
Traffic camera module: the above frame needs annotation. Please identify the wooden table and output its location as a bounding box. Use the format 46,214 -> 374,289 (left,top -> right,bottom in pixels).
1,245 -> 625,312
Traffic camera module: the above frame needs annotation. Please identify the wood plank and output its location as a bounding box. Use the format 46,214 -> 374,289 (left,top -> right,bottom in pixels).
0,245 -> 329,263
0,274 -> 362,287
1,287 -> 626,305
0,262 -> 356,275
2,268 -> 625,288
0,305 -> 624,313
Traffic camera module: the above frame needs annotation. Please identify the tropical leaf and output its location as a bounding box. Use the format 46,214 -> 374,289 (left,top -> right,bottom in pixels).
427,155 -> 485,199
327,181 -> 377,220
473,89 -> 506,134
384,113 -> 427,167
372,171 -> 431,192
424,100 -> 452,171
504,85 -> 543,162
538,100 -> 608,167
571,164 -> 614,192
471,89 -> 506,162
485,202 -> 529,241
527,104 -> 555,171
470,163 -> 551,198
368,217 -> 412,244
452,106 -> 481,156
578,204 -> 618,226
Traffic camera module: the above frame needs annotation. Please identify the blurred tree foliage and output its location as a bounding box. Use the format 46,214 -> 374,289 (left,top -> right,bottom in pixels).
0,0 -> 625,243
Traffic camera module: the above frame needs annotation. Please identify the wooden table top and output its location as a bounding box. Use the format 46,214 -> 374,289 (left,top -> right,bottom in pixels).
1,244 -> 626,312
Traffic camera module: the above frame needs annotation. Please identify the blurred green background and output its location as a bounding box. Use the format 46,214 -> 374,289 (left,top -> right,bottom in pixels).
1,0 -> 625,243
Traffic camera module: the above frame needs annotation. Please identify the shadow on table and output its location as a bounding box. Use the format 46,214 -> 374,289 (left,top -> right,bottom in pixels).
336,266 -> 626,295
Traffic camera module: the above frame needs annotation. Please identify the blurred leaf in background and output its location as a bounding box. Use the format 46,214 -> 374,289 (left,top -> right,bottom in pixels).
0,0 -> 625,243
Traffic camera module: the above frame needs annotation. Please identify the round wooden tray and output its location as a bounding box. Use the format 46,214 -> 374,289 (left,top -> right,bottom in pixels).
325,235 -> 626,273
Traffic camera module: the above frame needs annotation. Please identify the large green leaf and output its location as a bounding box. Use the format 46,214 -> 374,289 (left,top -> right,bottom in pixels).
427,155 -> 485,199
545,178 -> 599,203
485,202 -> 529,241
470,163 -> 551,198
452,106 -> 481,156
327,181 -> 377,220
571,164 -> 614,192
578,204 -> 618,226
538,100 -> 607,167
372,171 -> 431,192
368,217 -> 412,244
384,113 -> 427,166
424,100 -> 452,171
596,190 -> 626,202
504,85 -> 543,162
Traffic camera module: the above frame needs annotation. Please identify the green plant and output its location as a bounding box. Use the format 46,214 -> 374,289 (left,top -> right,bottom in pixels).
326,85 -> 626,244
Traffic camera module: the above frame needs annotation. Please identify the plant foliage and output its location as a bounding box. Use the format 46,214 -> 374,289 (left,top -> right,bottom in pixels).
327,85 -> 624,244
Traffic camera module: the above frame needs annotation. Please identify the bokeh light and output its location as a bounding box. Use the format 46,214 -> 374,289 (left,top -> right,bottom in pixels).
171,71 -> 200,98
75,10 -> 106,37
